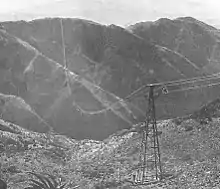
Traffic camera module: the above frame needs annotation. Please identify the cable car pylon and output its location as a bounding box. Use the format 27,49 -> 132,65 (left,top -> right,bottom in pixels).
133,85 -> 162,185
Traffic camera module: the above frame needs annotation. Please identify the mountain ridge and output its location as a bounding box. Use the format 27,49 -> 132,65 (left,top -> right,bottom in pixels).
0,23 -> 145,139
128,16 -> 220,72
0,16 -> 220,140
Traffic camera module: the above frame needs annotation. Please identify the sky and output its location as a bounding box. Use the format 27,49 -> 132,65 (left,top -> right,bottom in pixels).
0,0 -> 220,28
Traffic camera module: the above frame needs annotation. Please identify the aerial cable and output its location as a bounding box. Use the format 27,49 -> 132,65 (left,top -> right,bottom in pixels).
126,72 -> 220,101
163,74 -> 220,88
165,80 -> 220,94
82,72 -> 220,113
151,79 -> 220,99
125,72 -> 220,101
148,72 -> 220,87
148,73 -> 220,97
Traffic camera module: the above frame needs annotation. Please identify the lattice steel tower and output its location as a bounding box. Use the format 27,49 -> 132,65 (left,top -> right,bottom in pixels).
133,85 -> 162,185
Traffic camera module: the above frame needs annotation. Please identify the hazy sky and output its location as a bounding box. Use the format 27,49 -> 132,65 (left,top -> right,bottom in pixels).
1,0 -> 220,28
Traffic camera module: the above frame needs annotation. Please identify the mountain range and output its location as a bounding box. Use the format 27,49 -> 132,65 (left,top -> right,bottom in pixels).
0,16 -> 220,140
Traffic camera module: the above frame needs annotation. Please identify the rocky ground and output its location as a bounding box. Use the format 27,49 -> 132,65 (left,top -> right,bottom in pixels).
1,116 -> 220,188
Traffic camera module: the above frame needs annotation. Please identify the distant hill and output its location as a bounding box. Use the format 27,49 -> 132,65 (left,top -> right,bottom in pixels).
128,17 -> 220,73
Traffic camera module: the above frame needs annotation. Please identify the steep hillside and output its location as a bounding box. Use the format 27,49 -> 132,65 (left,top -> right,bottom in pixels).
1,18 -> 203,96
0,17 -> 208,140
0,93 -> 51,133
127,16 -> 220,120
0,26 -> 140,140
128,17 -> 220,73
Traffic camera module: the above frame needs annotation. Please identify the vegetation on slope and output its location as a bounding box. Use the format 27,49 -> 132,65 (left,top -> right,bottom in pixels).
1,115 -> 220,188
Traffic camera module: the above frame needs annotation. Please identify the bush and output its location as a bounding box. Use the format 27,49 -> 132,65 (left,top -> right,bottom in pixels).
0,179 -> 7,189
184,125 -> 193,132
173,118 -> 183,126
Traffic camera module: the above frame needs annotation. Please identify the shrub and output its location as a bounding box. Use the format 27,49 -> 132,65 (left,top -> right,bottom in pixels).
0,179 -> 7,189
24,172 -> 67,189
184,125 -> 193,132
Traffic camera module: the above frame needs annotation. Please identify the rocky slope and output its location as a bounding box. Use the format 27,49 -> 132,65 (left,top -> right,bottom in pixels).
0,17 -> 219,140
128,17 -> 220,73
2,115 -> 220,188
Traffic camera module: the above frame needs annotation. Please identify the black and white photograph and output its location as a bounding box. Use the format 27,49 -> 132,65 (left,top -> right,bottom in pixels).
0,0 -> 220,188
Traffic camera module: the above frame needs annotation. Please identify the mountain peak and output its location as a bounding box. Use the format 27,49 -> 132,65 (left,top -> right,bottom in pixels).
175,16 -> 217,30
128,16 -> 218,31
176,16 -> 198,22
155,17 -> 172,24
